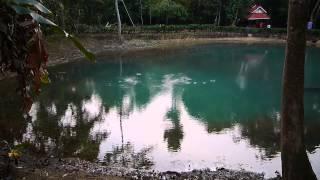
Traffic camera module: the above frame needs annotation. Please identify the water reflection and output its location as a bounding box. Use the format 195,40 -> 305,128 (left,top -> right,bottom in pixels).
103,143 -> 154,170
1,44 -> 320,178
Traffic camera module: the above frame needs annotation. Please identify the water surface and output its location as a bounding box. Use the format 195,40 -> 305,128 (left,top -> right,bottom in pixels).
1,44 -> 320,178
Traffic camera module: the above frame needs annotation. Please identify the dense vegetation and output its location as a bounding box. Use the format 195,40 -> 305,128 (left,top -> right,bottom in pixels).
42,0 -> 320,33
0,0 -> 94,112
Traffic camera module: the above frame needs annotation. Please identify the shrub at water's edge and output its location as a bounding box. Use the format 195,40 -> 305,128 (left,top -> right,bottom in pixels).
48,24 -> 320,40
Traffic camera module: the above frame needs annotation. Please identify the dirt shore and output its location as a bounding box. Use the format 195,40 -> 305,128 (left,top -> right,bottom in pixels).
13,156 -> 275,180
46,36 -> 288,66
1,36 -> 318,81
46,35 -> 320,66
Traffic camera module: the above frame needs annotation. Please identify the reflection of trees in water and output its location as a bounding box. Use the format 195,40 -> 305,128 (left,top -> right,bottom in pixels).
164,84 -> 184,152
103,143 -> 154,170
0,80 -> 27,144
26,98 -> 106,161
12,60 -> 160,161
239,114 -> 320,158
180,47 -> 320,159
240,116 -> 280,158
27,75 -> 108,160
2,46 -> 320,168
0,75 -> 108,161
0,101 -> 27,145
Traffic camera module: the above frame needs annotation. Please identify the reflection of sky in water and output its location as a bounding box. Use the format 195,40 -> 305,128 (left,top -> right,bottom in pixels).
89,75 -> 283,177
2,44 -> 320,179
60,103 -> 77,128
82,94 -> 103,121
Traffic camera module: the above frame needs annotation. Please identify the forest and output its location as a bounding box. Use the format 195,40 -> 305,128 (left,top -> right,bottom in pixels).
42,0 -> 320,32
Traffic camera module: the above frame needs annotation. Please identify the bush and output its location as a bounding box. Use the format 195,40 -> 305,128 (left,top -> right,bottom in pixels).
47,24 -> 320,38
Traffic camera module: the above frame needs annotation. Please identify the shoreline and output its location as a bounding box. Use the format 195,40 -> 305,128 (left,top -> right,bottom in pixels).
46,36 -> 319,67
1,36 -> 319,81
14,156 -> 276,180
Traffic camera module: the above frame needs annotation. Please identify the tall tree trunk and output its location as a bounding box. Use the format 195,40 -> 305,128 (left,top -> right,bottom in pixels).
115,0 -> 123,42
310,0 -> 320,21
121,0 -> 135,26
214,12 -> 218,26
139,0 -> 144,25
217,1 -> 221,26
149,8 -> 152,25
281,0 -> 317,179
316,4 -> 320,24
232,8 -> 238,26
166,15 -> 168,25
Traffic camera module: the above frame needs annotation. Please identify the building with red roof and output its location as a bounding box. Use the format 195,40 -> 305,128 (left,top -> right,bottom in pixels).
247,4 -> 271,28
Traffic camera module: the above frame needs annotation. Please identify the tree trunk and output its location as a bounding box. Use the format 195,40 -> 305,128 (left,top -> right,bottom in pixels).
166,14 -> 168,25
140,0 -> 144,25
217,1 -> 221,26
310,0 -> 320,21
232,8 -> 238,26
281,0 -> 317,179
121,0 -> 135,26
149,8 -> 152,25
115,0 -> 123,42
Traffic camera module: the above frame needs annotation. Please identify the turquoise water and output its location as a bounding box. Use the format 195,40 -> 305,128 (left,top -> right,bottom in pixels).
1,44 -> 320,177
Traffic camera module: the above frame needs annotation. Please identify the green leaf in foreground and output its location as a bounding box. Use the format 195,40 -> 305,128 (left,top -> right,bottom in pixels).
30,12 -> 56,26
10,5 -> 56,26
51,26 -> 96,62
11,0 -> 52,14
68,35 -> 96,62
10,4 -> 95,62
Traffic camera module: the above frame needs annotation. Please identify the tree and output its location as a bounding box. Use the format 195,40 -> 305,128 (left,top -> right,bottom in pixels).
0,0 -> 94,112
226,0 -> 253,26
115,0 -> 122,41
309,0 -> 320,26
152,0 -> 188,24
145,0 -> 157,24
139,0 -> 144,25
281,0 -> 317,179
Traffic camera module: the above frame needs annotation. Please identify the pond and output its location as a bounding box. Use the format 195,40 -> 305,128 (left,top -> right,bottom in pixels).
1,43 -> 320,178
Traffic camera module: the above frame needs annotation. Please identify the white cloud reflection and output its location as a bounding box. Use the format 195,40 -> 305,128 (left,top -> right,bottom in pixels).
89,74 -> 284,178
82,93 -> 103,121
60,103 -> 77,127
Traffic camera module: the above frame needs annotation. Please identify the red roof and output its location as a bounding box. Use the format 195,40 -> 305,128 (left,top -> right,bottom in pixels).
247,4 -> 270,20
248,13 -> 270,20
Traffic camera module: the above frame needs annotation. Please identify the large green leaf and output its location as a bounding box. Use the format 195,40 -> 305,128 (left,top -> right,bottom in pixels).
12,0 -> 52,14
51,26 -> 96,62
30,12 -> 56,26
68,35 -> 95,62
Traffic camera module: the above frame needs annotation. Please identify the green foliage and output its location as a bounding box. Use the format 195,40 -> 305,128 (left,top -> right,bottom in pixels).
151,0 -> 188,23
39,0 -> 320,29
0,0 -> 95,112
226,0 -> 253,25
6,0 -> 95,60
64,23 -> 320,37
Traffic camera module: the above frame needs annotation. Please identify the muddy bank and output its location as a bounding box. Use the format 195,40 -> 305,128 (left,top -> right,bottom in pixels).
46,35 -> 320,67
13,157 -> 277,180
0,141 -> 279,180
46,36 -> 280,65
1,36 -> 318,81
